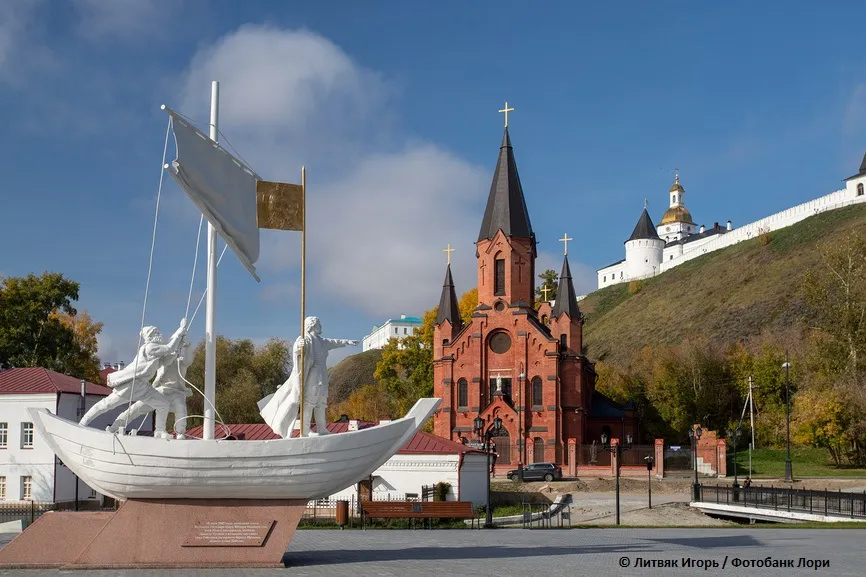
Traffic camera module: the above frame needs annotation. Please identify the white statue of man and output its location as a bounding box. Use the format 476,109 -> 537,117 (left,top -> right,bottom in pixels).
106,334 -> 194,439
80,318 -> 187,435
258,316 -> 358,438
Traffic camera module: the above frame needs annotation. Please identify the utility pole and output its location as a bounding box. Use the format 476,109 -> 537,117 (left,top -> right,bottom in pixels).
783,352 -> 793,482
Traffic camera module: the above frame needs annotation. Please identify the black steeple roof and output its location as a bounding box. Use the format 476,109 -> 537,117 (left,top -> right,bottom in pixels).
845,151 -> 866,181
435,264 -> 463,330
477,128 -> 534,243
627,208 -> 661,242
551,255 -> 580,319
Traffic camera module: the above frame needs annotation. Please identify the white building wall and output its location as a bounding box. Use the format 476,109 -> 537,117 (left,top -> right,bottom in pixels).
362,320 -> 422,352
625,238 -> 664,279
597,261 -> 626,289
326,452 -> 488,507
0,392 -> 150,503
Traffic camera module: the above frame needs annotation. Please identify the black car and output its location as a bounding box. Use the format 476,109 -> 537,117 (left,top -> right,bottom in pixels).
506,462 -> 563,482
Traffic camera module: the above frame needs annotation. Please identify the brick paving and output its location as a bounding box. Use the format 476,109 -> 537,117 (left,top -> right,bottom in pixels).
1,527 -> 863,576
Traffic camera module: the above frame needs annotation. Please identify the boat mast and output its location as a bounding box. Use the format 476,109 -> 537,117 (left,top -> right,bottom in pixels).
298,166 -> 306,436
203,80 -> 219,440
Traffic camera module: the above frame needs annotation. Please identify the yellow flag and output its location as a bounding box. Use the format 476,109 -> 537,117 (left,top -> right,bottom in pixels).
256,180 -> 304,231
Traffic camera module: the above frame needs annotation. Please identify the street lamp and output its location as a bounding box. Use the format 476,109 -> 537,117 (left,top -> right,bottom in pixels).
644,456 -> 654,509
782,352 -> 793,482
689,425 -> 703,501
601,431 -> 633,525
727,427 -> 741,489
518,362 -> 526,482
474,415 -> 503,528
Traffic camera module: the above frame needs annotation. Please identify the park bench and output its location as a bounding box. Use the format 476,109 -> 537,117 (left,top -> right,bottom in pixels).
360,500 -> 480,529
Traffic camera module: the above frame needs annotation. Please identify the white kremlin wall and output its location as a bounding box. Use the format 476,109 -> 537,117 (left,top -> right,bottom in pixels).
595,173 -> 866,291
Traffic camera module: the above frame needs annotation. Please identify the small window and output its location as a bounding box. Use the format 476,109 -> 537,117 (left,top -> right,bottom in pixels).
603,275 -> 606,282
533,438 -> 545,463
457,379 -> 468,410
859,183 -> 864,196
541,314 -> 548,326
21,423 -> 34,449
0,423 -> 6,448
403,327 -> 407,335
560,334 -> 567,350
21,476 -> 32,500
0,476 -> 5,500
494,258 -> 506,296
394,327 -> 399,334
89,487 -> 97,499
531,377 -> 543,408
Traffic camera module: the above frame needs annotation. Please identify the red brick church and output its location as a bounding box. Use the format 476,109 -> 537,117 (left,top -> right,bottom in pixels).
432,121 -> 636,470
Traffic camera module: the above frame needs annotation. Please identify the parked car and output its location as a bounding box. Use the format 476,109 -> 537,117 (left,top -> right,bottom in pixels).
506,462 -> 563,482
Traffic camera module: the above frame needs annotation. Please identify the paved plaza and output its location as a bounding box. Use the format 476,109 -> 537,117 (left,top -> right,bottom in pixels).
1,527 -> 862,576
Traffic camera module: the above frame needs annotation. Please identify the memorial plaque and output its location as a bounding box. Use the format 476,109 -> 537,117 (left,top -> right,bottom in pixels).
182,520 -> 276,547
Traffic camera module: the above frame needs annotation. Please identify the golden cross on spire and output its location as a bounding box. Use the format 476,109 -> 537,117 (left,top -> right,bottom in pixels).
675,168 -> 679,184
499,101 -> 514,128
443,243 -> 455,265
559,233 -> 573,256
540,284 -> 552,301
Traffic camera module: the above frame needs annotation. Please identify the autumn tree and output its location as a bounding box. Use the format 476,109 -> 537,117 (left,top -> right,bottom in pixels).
0,273 -> 102,380
536,269 -> 558,303
327,383 -> 394,423
375,288 -> 477,417
185,336 -> 291,427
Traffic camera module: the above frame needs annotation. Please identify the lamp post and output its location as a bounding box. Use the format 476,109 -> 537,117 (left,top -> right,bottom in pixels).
518,362 -> 525,483
644,456 -> 654,509
475,415 -> 503,528
727,427 -> 741,489
689,425 -> 703,501
782,352 -> 793,482
601,431 -> 632,525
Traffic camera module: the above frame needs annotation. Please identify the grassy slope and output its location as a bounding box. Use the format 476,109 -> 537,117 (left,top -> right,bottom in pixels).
327,348 -> 383,405
733,448 -> 866,478
580,203 -> 866,366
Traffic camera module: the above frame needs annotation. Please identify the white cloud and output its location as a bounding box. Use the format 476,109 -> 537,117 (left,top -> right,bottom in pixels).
176,25 -> 487,317
0,0 -> 54,86
72,0 -> 165,42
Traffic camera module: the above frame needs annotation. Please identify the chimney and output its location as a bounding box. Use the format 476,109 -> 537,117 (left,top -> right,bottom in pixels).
727,220 -> 732,231
400,314 -> 406,320
714,221 -> 719,229
348,420 -> 359,432
113,363 -> 119,370
700,224 -> 705,233
118,361 -> 125,369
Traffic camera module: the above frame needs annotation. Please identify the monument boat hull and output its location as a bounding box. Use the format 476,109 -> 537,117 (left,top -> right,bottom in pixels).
28,398 -> 440,501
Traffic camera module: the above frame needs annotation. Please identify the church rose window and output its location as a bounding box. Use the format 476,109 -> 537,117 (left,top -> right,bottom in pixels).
489,332 -> 512,354
531,377 -> 543,408
458,379 -> 468,409
494,258 -> 505,295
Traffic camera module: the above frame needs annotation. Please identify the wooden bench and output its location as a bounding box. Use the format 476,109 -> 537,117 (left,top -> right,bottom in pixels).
360,500 -> 480,529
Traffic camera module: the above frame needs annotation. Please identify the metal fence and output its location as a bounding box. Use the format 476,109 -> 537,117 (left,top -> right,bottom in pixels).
699,485 -> 866,519
0,501 -> 89,528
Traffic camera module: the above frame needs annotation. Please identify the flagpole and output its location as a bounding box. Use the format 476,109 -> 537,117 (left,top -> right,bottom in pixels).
298,166 -> 306,436
203,80 -> 219,441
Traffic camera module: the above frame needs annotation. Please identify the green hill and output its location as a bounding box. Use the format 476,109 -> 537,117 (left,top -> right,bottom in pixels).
327,348 -> 383,405
580,203 -> 866,366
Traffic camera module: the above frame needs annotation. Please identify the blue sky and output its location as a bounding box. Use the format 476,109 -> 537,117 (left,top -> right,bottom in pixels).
2,1 -> 866,366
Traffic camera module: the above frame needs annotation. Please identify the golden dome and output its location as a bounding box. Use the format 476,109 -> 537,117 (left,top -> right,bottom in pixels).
660,205 -> 693,224
669,173 -> 684,193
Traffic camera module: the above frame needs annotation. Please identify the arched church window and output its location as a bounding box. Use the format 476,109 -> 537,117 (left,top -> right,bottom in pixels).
494,258 -> 506,295
541,314 -> 548,326
533,437 -> 545,463
559,334 -> 567,351
531,377 -> 543,408
859,183 -> 864,196
457,379 -> 468,409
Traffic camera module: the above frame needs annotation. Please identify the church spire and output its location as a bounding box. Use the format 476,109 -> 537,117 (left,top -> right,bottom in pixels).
477,119 -> 534,243
435,264 -> 462,330
551,254 -> 580,320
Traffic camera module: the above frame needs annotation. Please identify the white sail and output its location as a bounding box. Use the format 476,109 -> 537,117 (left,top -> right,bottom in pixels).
164,107 -> 261,281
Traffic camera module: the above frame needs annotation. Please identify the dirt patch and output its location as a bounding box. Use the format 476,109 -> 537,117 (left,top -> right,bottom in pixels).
579,502 -> 736,527
492,477 -> 694,496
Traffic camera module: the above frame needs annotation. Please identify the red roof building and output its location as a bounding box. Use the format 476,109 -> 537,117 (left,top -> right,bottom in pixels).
0,368 -> 111,396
